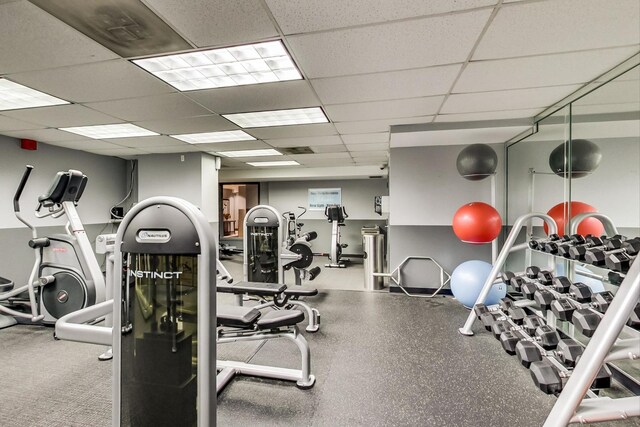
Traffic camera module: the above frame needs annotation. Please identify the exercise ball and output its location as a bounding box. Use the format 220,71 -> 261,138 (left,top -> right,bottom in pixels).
451,260 -> 506,308
452,202 -> 502,244
549,139 -> 602,178
543,201 -> 604,236
456,144 -> 498,181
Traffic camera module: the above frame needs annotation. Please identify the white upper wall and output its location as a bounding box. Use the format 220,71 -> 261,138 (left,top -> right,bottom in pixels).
0,136 -> 127,229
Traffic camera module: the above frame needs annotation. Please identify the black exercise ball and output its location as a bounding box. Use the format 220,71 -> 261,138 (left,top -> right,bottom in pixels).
549,139 -> 602,178
456,144 -> 498,181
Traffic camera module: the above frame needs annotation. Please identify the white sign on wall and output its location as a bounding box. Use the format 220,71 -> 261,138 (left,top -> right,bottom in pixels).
308,188 -> 341,210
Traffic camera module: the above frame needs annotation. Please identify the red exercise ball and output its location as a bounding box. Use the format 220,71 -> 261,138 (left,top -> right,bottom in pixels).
544,201 -> 604,236
452,202 -> 502,244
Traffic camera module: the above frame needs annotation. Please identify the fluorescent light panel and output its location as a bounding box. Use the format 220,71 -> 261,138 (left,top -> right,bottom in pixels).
60,123 -> 158,139
0,78 -> 68,111
218,149 -> 281,158
223,107 -> 328,128
248,160 -> 300,167
133,40 -> 302,91
171,130 -> 255,144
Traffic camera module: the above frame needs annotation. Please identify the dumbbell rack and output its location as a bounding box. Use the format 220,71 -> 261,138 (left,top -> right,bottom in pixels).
459,212 -> 640,426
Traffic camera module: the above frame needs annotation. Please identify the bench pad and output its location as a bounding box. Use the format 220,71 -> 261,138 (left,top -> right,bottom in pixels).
217,305 -> 260,328
218,281 -> 286,296
284,288 -> 318,297
257,310 -> 305,329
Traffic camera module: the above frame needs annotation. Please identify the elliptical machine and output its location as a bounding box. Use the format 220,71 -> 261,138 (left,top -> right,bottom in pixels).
325,204 -> 349,268
0,166 -> 106,328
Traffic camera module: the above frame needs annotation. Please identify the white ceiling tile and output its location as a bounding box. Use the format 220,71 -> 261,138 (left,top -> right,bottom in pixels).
573,79 -> 640,107
334,116 -> 434,134
390,125 -> 530,147
0,115 -> 43,131
286,9 -> 491,78
184,80 -> 319,114
82,147 -> 148,156
442,85 -> 582,114
457,47 -> 639,93
354,158 -> 388,164
2,104 -> 122,128
0,1 -> 118,74
474,0 -> 640,60
296,158 -> 355,166
346,143 -> 389,152
311,144 -> 347,153
2,128 -> 87,142
351,150 -> 389,158
43,139 -> 124,150
246,123 -> 337,139
290,152 -> 352,160
85,94 -> 213,122
311,65 -> 461,104
326,97 -> 444,122
7,60 -> 175,103
136,144 -> 203,154
267,0 -> 496,34
266,135 -> 343,148
110,136 -> 187,148
197,141 -> 272,152
340,133 -> 390,145
144,0 -> 278,48
435,109 -> 541,122
134,115 -> 236,134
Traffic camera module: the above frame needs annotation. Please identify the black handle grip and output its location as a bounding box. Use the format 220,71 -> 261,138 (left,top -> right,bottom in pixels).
14,165 -> 34,212
308,266 -> 321,280
302,231 -> 318,242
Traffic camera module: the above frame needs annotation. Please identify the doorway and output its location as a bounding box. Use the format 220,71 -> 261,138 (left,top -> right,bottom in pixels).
220,183 -> 260,239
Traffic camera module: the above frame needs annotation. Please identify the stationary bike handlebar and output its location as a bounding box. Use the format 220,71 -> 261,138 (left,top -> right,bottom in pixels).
14,165 -> 34,213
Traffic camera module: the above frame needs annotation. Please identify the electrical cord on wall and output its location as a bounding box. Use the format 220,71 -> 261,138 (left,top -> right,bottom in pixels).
110,160 -> 136,219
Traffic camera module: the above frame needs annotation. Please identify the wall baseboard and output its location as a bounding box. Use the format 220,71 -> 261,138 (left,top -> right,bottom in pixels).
389,286 -> 453,296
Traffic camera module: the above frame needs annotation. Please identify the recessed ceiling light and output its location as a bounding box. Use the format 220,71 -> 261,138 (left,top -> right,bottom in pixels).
132,40 -> 302,91
60,123 -> 158,139
218,149 -> 281,158
171,130 -> 255,144
0,78 -> 68,111
222,107 -> 328,128
247,160 -> 300,167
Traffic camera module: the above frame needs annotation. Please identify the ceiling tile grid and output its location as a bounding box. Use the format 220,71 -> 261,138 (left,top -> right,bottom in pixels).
2,104 -> 124,128
84,93 -> 214,122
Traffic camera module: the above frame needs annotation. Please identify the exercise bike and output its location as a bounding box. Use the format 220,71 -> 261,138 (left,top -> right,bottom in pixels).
325,204 -> 349,268
0,166 -> 106,328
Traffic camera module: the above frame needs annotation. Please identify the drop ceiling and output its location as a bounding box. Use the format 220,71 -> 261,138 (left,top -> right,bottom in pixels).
0,0 -> 638,171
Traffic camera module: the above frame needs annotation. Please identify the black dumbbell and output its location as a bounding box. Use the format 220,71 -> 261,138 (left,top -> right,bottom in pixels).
572,308 -> 601,337
523,315 -> 546,335
585,238 -> 625,266
552,276 -> 572,293
525,266 -> 541,278
591,291 -> 614,314
501,271 -> 515,286
605,238 -> 640,273
516,338 -> 583,368
557,234 -> 586,258
551,298 -> 575,321
530,359 -> 612,395
491,319 -> 513,339
537,270 -> 554,286
542,235 -> 571,254
533,289 -> 555,310
568,235 -> 604,261
529,234 -> 560,251
501,326 -> 559,355
552,278 -> 593,303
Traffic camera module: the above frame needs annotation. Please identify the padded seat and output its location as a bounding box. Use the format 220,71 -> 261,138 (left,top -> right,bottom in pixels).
218,281 -> 286,296
284,288 -> 318,297
257,310 -> 305,329
217,305 -> 260,328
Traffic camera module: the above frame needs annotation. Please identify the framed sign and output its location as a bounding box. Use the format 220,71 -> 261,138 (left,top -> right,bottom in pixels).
308,188 -> 341,210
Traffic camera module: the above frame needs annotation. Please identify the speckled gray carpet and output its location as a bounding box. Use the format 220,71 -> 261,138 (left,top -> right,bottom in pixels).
1,290 -> 638,427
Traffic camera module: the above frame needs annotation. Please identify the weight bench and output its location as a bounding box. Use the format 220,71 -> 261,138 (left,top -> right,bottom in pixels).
217,302 -> 315,393
218,281 -> 321,333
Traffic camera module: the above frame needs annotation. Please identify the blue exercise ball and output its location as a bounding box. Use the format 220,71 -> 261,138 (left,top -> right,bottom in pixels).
451,260 -> 507,308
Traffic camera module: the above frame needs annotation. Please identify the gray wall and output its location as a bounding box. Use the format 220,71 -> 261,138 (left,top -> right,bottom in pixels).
388,144 -> 505,290
0,136 -> 127,282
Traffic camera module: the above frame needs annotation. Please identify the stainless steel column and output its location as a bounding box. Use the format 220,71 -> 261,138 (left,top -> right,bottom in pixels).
363,227 -> 384,291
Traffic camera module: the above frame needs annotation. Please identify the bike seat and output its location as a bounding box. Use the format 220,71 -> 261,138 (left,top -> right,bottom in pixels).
284,288 -> 318,297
